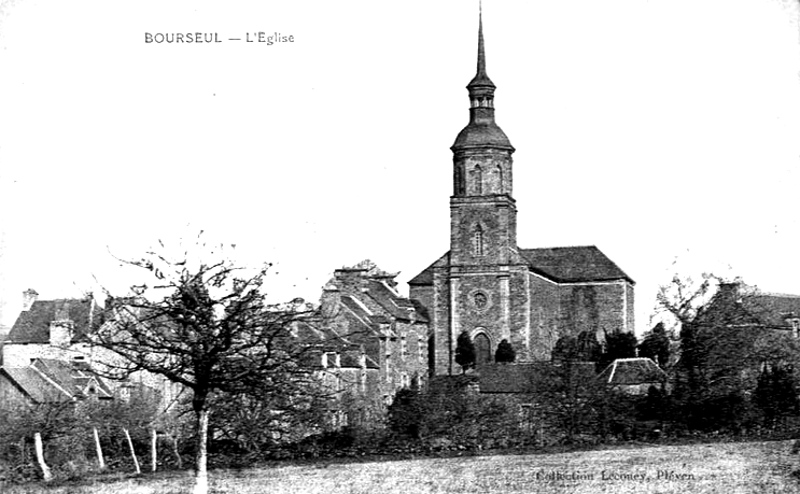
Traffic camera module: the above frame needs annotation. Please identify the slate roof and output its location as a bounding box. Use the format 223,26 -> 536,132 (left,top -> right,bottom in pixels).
339,296 -> 384,333
1,367 -> 71,403
32,359 -> 113,398
408,252 -> 448,286
452,122 -> 513,151
409,246 -> 633,286
597,358 -> 667,386
293,307 -> 381,371
519,246 -> 633,283
364,279 -> 429,324
6,298 -> 100,344
693,284 -> 800,330
1,358 -> 113,403
744,294 -> 800,329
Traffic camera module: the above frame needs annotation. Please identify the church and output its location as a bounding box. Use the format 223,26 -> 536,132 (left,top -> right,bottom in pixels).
407,14 -> 635,376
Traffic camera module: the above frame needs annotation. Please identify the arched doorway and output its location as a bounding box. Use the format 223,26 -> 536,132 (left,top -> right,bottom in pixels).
473,332 -> 492,367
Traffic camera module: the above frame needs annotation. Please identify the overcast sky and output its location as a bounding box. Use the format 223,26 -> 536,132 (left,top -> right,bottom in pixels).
1,0 -> 799,334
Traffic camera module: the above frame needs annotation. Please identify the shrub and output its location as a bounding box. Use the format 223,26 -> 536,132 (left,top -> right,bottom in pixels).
495,339 -> 516,363
455,332 -> 476,373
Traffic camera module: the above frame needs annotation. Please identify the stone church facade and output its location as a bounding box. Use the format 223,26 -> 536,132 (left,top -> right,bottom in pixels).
408,17 -> 634,376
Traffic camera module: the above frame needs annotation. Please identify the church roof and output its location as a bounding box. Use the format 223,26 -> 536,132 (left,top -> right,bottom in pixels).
452,123 -> 513,151
408,252 -> 449,286
520,246 -> 634,284
409,246 -> 632,286
6,298 -> 100,344
451,6 -> 514,153
468,6 -> 494,90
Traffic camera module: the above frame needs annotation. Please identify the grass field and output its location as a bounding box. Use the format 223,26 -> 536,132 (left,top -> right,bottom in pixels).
5,440 -> 800,494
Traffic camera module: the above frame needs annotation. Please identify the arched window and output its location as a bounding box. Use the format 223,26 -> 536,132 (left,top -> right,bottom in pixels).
428,334 -> 435,375
473,224 -> 484,256
473,165 -> 483,195
473,333 -> 492,367
496,165 -> 503,193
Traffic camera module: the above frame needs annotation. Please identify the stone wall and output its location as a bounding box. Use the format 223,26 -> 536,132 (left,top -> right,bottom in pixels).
625,282 -> 635,333
558,281 -> 627,339
449,198 -> 516,266
431,267 -> 452,375
527,273 -> 562,360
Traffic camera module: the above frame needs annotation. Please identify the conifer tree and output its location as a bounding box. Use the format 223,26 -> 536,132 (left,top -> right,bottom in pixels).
455,331 -> 476,373
495,339 -> 516,363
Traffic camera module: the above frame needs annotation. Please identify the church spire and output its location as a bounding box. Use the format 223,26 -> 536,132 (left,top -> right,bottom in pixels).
469,3 -> 494,90
452,3 -> 513,152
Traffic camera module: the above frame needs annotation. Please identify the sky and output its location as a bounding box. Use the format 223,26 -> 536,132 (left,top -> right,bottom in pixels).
1,0 -> 799,335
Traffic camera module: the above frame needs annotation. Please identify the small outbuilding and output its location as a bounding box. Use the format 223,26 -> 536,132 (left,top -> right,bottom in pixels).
597,357 -> 668,395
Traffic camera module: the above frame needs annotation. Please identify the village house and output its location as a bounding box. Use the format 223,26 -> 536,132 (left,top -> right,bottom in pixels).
686,282 -> 800,387
1,290 -> 176,409
312,261 -> 429,412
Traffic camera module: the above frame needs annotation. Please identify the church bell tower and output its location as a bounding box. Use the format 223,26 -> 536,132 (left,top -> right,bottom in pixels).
450,11 -> 517,266
439,8 -> 524,373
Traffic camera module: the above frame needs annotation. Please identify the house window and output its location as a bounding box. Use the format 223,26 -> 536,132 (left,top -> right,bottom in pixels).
792,319 -> 800,338
401,336 -> 407,358
418,337 -> 424,364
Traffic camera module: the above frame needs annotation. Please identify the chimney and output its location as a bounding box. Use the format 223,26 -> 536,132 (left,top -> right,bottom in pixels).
22,289 -> 38,311
333,267 -> 369,294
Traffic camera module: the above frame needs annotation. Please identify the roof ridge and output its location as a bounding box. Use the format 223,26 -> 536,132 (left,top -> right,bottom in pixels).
519,245 -> 598,251
755,292 -> 800,299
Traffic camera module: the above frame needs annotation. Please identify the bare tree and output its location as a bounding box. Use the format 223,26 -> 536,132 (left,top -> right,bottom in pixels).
654,272 -> 720,332
91,239 -> 319,494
